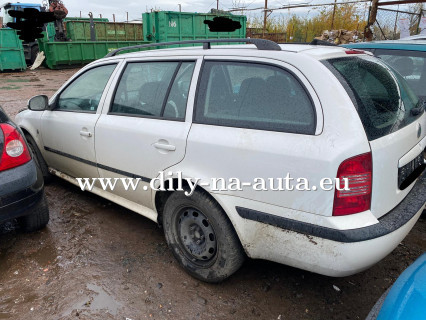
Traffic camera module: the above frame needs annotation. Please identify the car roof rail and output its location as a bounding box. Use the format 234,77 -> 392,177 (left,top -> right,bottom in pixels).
105,38 -> 281,57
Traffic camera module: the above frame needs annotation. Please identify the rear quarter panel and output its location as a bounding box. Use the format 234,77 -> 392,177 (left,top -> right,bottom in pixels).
169,53 -> 371,217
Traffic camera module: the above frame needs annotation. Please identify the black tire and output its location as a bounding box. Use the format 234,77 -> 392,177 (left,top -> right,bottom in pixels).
25,134 -> 52,183
18,193 -> 50,232
163,189 -> 245,283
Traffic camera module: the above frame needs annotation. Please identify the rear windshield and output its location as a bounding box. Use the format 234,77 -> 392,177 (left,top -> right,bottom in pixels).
324,56 -> 423,141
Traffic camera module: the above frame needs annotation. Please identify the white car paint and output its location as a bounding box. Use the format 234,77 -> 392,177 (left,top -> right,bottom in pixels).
16,43 -> 426,277
399,35 -> 426,41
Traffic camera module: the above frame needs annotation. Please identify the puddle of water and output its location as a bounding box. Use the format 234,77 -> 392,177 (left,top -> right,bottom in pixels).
29,244 -> 57,267
87,284 -> 121,315
61,283 -> 122,317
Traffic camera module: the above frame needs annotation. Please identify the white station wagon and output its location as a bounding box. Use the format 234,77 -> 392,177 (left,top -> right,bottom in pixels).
16,39 -> 426,282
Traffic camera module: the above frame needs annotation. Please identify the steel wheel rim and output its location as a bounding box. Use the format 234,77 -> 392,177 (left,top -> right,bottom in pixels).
175,207 -> 217,264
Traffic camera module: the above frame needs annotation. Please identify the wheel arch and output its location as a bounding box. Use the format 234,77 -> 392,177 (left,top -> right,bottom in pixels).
154,179 -> 213,226
154,179 -> 243,247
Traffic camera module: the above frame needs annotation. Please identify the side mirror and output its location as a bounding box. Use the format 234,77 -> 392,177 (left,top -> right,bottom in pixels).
28,95 -> 48,111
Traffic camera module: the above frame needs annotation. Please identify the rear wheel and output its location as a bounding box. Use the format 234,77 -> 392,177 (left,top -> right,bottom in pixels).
163,189 -> 245,283
18,193 -> 50,232
25,134 -> 51,183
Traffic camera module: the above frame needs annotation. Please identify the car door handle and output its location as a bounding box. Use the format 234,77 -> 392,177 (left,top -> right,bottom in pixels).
80,131 -> 92,137
153,142 -> 176,151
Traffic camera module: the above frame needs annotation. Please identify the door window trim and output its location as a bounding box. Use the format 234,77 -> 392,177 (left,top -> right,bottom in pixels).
50,62 -> 119,113
107,59 -> 197,122
193,59 -> 318,135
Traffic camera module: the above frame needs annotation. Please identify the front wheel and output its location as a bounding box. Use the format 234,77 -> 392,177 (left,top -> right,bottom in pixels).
163,189 -> 245,283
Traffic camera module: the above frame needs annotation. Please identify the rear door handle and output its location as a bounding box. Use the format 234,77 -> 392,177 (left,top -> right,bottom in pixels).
153,142 -> 176,151
80,131 -> 92,137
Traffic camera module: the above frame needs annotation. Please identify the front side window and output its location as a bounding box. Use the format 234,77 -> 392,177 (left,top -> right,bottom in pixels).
56,64 -> 117,112
194,61 -> 316,134
375,49 -> 426,99
110,61 -> 195,120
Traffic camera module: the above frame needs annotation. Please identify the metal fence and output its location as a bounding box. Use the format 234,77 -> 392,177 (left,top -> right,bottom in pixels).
372,7 -> 425,40
246,27 -> 287,43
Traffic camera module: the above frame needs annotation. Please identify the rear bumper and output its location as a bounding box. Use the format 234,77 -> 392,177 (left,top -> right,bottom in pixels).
233,172 -> 426,277
237,171 -> 426,243
0,160 -> 44,223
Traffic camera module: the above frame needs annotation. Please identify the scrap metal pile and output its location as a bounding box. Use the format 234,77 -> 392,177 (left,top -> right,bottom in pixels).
315,29 -> 361,44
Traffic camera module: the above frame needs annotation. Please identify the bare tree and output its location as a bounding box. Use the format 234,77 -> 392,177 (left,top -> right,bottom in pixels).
231,0 -> 247,15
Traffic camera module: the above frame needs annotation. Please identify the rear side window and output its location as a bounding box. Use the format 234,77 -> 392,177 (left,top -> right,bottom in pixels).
324,56 -> 421,141
194,61 -> 316,135
375,49 -> 426,100
110,61 -> 195,120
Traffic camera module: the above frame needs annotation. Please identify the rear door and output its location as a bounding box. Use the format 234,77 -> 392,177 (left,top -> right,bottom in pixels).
94,57 -> 200,209
325,56 -> 426,218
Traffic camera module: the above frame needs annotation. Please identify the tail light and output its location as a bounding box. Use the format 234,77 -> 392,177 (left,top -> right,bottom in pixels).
345,49 -> 365,55
0,123 -> 31,172
333,152 -> 372,216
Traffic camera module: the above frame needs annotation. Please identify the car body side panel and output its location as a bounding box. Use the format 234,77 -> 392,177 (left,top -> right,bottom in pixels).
179,55 -> 370,217
15,109 -> 44,155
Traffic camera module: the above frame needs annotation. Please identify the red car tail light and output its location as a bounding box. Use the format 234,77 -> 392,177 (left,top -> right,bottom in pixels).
333,152 -> 372,216
345,49 -> 365,55
0,123 -> 31,171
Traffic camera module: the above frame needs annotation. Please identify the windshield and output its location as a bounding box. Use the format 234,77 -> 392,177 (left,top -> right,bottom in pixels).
324,55 -> 422,141
375,49 -> 426,100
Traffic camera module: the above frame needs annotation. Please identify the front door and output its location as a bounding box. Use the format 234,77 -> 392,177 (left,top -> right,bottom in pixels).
40,63 -> 118,179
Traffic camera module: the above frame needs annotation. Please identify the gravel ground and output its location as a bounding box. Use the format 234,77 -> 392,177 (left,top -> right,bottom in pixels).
0,67 -> 425,320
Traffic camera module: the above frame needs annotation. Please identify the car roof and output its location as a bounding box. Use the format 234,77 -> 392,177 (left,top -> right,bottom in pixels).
343,40 -> 426,51
100,43 -> 359,63
400,34 -> 426,41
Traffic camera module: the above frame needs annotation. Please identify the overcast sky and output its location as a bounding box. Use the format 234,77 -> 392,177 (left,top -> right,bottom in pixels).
10,0 -> 356,21
14,0 -> 415,22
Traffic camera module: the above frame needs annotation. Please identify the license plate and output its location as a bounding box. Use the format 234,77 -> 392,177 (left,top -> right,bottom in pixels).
398,152 -> 425,190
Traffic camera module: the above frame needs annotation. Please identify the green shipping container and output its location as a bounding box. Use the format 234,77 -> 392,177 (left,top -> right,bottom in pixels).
0,29 -> 26,72
65,21 -> 143,42
142,11 -> 246,46
38,37 -> 150,69
46,17 -> 110,42
46,22 -> 57,42
63,17 -> 109,22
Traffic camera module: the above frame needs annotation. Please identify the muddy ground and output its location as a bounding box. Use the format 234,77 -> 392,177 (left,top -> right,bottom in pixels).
0,68 -> 425,320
